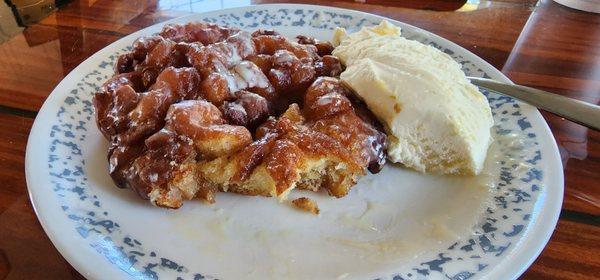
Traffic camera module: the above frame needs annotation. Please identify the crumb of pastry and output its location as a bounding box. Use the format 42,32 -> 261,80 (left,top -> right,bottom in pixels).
292,197 -> 320,215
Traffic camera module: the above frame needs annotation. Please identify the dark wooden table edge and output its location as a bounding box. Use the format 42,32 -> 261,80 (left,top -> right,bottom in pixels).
559,209 -> 599,226
0,104 -> 37,119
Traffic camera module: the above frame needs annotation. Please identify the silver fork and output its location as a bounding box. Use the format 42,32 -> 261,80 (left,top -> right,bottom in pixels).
469,77 -> 600,130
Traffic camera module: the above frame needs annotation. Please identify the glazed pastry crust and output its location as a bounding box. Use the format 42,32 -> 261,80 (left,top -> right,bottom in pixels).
93,22 -> 386,208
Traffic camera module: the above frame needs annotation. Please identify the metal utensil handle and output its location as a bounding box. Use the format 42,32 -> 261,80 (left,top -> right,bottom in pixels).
469,77 -> 600,131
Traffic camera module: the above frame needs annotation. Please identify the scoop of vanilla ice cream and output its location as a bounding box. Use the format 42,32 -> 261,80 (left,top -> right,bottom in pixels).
332,21 -> 493,175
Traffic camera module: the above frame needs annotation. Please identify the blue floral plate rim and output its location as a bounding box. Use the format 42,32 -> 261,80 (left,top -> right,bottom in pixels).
25,4 -> 563,280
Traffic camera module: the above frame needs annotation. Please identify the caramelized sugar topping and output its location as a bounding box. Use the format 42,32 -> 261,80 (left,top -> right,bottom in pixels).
93,22 -> 387,208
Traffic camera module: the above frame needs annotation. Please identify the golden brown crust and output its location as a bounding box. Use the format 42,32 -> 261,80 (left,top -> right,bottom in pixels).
266,139 -> 304,195
93,22 -> 386,209
195,101 -> 367,201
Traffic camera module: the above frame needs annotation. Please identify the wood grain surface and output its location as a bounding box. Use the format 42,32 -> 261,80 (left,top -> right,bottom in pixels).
0,0 -> 597,279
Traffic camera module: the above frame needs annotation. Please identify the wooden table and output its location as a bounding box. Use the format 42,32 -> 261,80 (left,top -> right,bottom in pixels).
0,0 -> 598,278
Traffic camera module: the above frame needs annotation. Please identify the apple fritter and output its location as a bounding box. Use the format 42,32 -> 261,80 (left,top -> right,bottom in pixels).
93,22 -> 386,208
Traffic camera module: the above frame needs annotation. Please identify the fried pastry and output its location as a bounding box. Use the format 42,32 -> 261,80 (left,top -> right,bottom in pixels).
93,22 -> 386,208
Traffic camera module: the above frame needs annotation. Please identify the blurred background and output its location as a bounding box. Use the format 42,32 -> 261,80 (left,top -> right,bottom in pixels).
0,0 -> 519,43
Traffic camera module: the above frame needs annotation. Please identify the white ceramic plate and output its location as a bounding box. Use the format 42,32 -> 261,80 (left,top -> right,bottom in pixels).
26,4 -> 563,280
